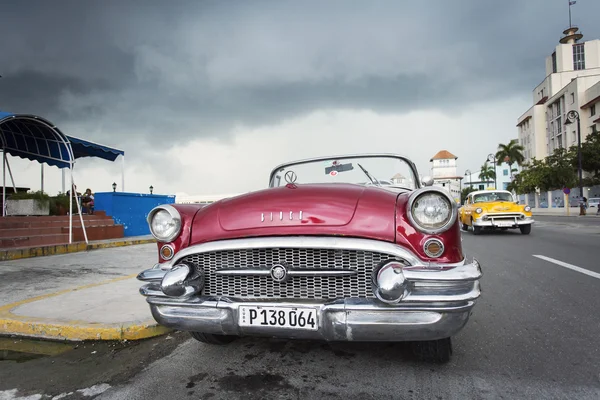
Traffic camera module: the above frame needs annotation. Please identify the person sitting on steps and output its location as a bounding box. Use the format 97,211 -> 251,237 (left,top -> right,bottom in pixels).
81,188 -> 95,215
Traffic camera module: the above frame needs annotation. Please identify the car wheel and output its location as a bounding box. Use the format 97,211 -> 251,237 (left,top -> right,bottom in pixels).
190,332 -> 238,345
411,337 -> 453,363
519,224 -> 532,235
461,222 -> 469,231
472,223 -> 481,235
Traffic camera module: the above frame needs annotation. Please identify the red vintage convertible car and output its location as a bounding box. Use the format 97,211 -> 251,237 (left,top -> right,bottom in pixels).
138,154 -> 482,363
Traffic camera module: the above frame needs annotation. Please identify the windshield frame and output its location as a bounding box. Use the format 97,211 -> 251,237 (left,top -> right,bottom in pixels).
268,153 -> 421,189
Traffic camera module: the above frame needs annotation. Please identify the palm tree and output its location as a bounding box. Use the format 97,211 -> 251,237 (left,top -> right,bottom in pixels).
495,139 -> 525,171
479,162 -> 496,183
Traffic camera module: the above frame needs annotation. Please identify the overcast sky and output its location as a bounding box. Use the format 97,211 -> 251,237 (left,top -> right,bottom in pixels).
1,0 -> 599,198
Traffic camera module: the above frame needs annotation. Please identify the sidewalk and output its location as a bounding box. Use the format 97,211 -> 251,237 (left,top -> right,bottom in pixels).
0,235 -> 157,261
0,243 -> 171,342
532,208 -> 600,217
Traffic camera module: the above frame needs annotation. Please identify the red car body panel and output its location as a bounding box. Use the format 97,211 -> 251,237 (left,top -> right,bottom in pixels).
159,183 -> 464,265
190,184 -> 397,244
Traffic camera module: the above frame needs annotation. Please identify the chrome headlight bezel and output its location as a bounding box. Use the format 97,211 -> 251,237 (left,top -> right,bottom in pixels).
475,207 -> 483,214
524,206 -> 531,212
406,187 -> 458,234
147,204 -> 182,242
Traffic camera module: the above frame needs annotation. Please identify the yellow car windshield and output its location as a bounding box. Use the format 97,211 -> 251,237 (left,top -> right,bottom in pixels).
473,192 -> 513,203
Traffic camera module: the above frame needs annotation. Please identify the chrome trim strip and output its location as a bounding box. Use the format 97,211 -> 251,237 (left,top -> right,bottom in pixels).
166,237 -> 424,268
215,268 -> 357,277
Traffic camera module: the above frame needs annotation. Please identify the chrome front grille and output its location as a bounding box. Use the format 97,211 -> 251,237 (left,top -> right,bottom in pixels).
181,248 -> 403,300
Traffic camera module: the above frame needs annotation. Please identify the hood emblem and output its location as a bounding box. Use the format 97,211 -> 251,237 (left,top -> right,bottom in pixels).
285,171 -> 297,184
261,211 -> 303,222
270,264 -> 289,283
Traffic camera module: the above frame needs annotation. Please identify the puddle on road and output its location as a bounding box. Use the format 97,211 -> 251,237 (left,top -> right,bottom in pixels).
0,337 -> 74,363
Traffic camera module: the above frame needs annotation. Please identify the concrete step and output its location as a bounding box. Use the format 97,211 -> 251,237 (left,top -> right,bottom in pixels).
0,234 -> 71,248
0,227 -> 64,238
0,219 -> 115,229
65,225 -> 125,242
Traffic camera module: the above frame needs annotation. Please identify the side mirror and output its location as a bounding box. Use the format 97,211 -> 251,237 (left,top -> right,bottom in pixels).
421,176 -> 434,187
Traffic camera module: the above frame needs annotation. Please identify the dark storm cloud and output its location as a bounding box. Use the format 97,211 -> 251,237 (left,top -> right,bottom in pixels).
1,0 -> 599,151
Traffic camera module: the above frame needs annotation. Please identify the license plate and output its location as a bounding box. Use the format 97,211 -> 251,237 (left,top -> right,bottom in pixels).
238,306 -> 318,330
494,221 -> 514,227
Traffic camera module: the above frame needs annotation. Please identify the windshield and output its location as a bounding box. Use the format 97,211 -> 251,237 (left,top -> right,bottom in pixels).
473,191 -> 514,203
269,155 -> 420,190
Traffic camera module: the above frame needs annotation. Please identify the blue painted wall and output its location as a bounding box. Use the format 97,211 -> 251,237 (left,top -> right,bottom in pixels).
94,192 -> 176,237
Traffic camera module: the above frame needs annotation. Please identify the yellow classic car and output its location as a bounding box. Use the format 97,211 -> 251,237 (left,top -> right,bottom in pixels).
459,189 -> 534,235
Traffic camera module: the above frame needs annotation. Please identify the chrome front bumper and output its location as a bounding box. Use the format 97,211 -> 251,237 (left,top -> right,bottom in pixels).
473,216 -> 534,228
137,237 -> 483,342
143,296 -> 476,341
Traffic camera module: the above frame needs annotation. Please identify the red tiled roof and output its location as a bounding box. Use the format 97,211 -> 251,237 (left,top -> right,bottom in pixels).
430,150 -> 458,161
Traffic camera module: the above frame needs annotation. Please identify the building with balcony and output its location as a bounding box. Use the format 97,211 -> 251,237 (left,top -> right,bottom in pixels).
516,25 -> 600,208
517,26 -> 600,164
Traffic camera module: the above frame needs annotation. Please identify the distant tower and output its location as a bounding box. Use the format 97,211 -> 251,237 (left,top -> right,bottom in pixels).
429,150 -> 462,203
560,26 -> 583,44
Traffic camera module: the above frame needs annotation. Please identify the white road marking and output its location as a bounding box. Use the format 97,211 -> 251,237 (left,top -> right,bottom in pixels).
533,255 -> 600,280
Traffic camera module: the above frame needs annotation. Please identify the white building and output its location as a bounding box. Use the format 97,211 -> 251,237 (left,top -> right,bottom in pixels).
464,163 -> 515,192
516,25 -> 600,207
429,150 -> 462,203
517,26 -> 600,163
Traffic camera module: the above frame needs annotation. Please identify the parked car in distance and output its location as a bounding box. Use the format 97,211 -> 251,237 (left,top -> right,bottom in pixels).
459,189 -> 534,235
138,153 -> 483,363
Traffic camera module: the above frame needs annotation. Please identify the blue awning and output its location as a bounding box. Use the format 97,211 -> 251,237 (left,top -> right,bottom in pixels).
67,135 -> 124,162
0,111 -> 124,168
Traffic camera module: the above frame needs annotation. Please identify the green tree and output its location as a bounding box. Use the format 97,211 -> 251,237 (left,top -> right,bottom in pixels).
509,148 -> 577,194
569,131 -> 600,186
495,139 -> 525,171
479,162 -> 496,183
460,186 -> 476,204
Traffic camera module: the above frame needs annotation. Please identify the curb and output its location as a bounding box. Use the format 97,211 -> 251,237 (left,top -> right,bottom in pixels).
0,237 -> 157,261
0,275 -> 172,342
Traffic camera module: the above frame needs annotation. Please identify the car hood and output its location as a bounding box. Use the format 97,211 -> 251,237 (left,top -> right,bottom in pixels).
476,201 -> 521,212
189,183 -> 401,244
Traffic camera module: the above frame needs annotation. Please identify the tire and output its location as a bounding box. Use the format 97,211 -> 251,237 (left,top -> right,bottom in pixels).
461,222 -> 469,231
519,224 -> 532,235
190,331 -> 237,345
411,337 -> 453,363
472,225 -> 482,235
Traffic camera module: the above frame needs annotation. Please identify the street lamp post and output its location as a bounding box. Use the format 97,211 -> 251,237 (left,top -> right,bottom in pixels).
149,185 -> 154,194
465,170 -> 472,189
487,154 -> 497,189
565,110 -> 584,214
112,182 -> 117,192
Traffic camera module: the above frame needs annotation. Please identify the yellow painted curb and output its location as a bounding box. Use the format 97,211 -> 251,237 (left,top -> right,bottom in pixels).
0,274 -> 172,342
0,238 -> 157,261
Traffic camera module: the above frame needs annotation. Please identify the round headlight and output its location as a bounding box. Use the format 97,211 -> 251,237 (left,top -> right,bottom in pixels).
524,206 -> 531,212
408,189 -> 456,233
147,205 -> 182,242
475,207 -> 483,214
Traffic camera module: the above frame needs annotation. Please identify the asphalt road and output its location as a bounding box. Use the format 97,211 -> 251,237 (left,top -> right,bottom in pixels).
1,217 -> 599,400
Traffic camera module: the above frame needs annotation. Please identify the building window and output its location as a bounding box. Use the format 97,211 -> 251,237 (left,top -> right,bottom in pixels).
552,52 -> 557,73
573,43 -> 585,70
478,185 -> 484,190
571,93 -> 575,104
503,169 -> 509,176
592,104 -> 596,117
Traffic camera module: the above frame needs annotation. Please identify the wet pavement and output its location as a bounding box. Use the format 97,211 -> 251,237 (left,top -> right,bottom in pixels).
0,332 -> 188,399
